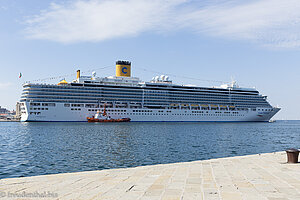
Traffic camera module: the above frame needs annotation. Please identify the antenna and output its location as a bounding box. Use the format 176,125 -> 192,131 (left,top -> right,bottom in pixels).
230,76 -> 238,88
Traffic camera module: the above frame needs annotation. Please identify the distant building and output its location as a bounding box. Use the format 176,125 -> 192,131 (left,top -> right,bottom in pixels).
0,105 -> 19,121
16,102 -> 21,119
0,106 -> 9,114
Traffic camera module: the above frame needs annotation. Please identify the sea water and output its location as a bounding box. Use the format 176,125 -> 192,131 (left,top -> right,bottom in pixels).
0,121 -> 299,179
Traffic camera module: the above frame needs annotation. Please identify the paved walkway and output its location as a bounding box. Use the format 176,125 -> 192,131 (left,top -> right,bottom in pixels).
1,151 -> 300,200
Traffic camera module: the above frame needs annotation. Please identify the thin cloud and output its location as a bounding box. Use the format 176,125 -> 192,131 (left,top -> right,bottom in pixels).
25,0 -> 300,48
25,0 -> 185,43
0,82 -> 13,90
183,0 -> 300,48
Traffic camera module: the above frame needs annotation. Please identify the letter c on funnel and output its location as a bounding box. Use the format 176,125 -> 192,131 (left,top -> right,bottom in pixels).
122,67 -> 128,74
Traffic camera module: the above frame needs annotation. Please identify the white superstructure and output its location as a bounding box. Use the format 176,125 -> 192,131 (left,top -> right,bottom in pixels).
20,61 -> 280,122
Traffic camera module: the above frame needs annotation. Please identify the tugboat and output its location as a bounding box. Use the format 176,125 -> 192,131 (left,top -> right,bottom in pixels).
87,105 -> 131,123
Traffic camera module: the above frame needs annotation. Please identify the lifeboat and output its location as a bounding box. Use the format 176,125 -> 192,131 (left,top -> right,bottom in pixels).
181,104 -> 189,107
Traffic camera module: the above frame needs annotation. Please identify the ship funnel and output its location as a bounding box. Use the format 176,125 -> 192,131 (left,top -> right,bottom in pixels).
116,60 -> 131,77
77,70 -> 80,79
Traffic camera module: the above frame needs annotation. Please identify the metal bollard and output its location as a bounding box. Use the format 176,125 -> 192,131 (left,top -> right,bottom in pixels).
286,149 -> 299,163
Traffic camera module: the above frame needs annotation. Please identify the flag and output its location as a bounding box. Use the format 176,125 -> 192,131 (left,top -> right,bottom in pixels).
19,73 -> 22,78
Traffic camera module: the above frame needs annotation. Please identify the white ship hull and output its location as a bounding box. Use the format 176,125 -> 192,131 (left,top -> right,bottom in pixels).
21,102 -> 280,122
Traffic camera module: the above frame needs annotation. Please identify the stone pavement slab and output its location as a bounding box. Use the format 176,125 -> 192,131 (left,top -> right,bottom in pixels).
1,151 -> 300,200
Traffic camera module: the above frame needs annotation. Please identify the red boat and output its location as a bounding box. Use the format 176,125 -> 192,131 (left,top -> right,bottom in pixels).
87,117 -> 131,123
87,104 -> 130,123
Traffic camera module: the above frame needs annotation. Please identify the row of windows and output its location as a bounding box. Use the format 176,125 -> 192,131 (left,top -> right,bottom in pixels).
24,90 -> 264,101
24,107 -> 267,116
23,96 -> 270,107
29,112 -> 41,115
71,104 -> 84,107
25,106 -> 255,113
23,88 -> 259,97
23,99 -> 271,110
121,113 -> 245,116
23,91 -> 268,101
77,111 -> 244,116
29,103 -> 56,107
30,103 -> 40,106
29,107 -> 48,110
86,108 -> 246,115
23,87 -> 259,98
71,108 -> 81,111
27,83 -> 259,96
258,108 -> 272,111
24,93 -> 262,105
192,111 -> 205,113
26,83 -> 258,93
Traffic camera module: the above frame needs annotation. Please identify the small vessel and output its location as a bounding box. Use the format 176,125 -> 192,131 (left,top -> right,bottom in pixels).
87,104 -> 130,123
87,110 -> 131,122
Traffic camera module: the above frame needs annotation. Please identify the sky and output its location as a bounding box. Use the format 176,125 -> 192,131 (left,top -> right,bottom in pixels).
0,0 -> 300,120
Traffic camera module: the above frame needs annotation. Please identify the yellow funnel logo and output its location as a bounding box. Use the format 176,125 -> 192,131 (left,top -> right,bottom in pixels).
116,64 -> 131,77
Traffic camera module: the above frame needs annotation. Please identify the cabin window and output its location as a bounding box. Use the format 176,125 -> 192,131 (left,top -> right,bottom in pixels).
30,103 -> 41,106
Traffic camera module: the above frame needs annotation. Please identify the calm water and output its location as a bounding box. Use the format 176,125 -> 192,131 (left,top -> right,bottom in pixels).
0,121 -> 299,179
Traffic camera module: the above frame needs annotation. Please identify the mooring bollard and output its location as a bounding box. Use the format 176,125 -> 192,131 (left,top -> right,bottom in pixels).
286,149 -> 299,163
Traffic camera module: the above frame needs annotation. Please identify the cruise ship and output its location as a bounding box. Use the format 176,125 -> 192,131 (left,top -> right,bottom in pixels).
20,61 -> 280,122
